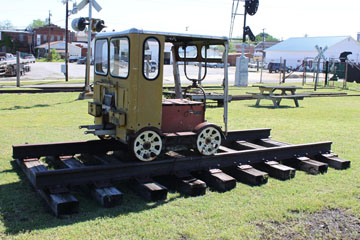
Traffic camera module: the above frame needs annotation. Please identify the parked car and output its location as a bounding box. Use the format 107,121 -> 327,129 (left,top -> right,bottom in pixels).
296,66 -> 313,72
194,62 -> 229,68
22,54 -> 36,63
248,62 -> 257,68
69,56 -> 80,63
214,63 -> 230,68
149,60 -> 157,72
77,57 -> 94,65
268,62 -> 292,73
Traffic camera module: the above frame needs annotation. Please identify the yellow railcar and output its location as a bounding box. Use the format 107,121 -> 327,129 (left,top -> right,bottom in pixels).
83,29 -> 229,161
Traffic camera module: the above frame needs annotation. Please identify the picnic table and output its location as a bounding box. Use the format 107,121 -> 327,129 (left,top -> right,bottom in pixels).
248,85 -> 307,108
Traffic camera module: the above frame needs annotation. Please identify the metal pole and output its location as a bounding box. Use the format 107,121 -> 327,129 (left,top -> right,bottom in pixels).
65,0 -> 69,82
260,28 -> 265,83
344,62 -> 348,89
242,5 -> 247,44
324,61 -> 329,87
16,51 -> 20,87
279,57 -> 282,84
48,10 -> 51,61
85,0 -> 92,92
314,58 -> 320,91
171,46 -> 182,99
302,59 -> 306,86
223,42 -> 229,136
282,59 -> 286,83
198,63 -> 202,81
241,3 -> 247,57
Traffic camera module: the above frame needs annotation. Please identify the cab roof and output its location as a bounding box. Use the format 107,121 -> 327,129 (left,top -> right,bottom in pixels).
96,28 -> 228,45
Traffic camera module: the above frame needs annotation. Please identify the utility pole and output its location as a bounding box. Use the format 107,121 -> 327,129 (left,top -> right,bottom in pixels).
47,10 -> 51,61
65,1 -> 69,81
85,0 -> 93,92
71,0 -> 102,99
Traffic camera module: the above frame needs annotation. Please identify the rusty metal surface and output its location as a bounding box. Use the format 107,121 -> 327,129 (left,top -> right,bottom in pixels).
161,101 -> 204,132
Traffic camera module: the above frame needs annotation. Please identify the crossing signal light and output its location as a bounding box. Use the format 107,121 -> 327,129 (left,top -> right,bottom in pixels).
245,0 -> 259,16
71,17 -> 87,32
92,19 -> 106,32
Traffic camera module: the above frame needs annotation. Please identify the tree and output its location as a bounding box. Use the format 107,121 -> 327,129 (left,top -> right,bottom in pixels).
0,20 -> 14,30
255,33 -> 279,43
0,33 -> 14,52
27,19 -> 47,30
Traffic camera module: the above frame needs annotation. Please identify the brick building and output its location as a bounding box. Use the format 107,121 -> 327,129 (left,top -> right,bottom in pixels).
33,24 -> 75,47
234,43 -> 255,58
0,24 -> 77,55
0,30 -> 33,53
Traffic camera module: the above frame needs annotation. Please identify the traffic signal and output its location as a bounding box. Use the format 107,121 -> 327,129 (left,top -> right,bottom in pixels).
245,0 -> 259,16
71,17 -> 87,32
91,19 -> 106,32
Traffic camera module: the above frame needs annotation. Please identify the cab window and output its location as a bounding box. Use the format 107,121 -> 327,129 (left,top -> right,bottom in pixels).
95,39 -> 108,75
143,37 -> 160,80
110,37 -> 129,78
178,45 -> 197,59
201,45 -> 225,59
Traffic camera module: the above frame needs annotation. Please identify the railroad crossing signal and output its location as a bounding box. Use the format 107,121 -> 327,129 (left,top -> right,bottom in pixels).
315,45 -> 328,61
72,0 -> 103,94
76,0 -> 102,12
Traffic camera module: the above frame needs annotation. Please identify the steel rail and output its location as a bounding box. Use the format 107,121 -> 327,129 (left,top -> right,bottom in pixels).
13,139 -> 127,159
13,129 -> 272,159
30,141 -> 332,188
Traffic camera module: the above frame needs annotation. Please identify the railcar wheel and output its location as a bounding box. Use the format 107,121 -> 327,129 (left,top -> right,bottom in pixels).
133,130 -> 162,161
196,126 -> 222,155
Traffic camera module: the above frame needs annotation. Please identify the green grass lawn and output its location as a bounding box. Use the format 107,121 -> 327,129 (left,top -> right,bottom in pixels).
0,90 -> 359,239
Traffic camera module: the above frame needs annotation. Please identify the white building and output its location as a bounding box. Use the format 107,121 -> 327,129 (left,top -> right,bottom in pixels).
35,41 -> 82,58
265,36 -> 360,69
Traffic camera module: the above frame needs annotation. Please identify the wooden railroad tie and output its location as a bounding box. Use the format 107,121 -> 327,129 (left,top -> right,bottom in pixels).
193,168 -> 236,192
222,165 -> 268,186
58,156 -> 123,208
16,158 -> 79,217
131,178 -> 168,202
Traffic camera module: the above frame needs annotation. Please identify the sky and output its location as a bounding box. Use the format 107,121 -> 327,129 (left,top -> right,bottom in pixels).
1,0 -> 359,41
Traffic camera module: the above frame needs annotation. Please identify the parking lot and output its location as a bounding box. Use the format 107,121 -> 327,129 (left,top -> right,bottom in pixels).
0,62 -> 307,85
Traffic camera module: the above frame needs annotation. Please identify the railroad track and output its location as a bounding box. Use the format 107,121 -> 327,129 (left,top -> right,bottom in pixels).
0,86 -> 84,94
12,128 -> 350,216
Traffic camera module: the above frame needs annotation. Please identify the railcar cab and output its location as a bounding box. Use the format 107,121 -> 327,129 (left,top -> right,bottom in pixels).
84,28 -> 229,161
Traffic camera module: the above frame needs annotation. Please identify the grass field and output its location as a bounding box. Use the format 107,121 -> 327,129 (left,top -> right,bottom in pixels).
0,87 -> 359,239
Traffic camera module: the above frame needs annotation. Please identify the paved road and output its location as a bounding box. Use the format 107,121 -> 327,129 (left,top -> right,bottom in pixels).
0,62 -> 305,85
